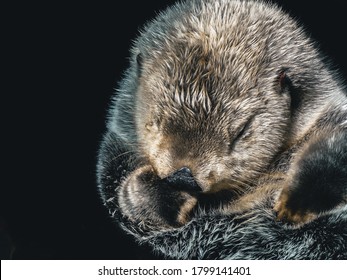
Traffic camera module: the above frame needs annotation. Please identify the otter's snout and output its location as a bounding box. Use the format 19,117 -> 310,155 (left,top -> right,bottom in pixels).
165,167 -> 202,192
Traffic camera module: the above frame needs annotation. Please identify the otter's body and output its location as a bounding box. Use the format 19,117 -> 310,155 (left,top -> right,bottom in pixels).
97,0 -> 347,259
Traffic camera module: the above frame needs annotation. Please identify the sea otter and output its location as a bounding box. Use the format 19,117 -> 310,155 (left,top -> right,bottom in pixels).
97,0 -> 347,259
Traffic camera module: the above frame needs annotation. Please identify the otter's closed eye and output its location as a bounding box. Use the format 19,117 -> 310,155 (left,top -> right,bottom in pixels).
228,117 -> 254,151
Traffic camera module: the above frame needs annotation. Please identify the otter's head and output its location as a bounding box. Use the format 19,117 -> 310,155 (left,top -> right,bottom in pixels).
128,0 -> 324,193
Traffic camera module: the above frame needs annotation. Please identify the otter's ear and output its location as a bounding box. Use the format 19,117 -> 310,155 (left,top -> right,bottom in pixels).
136,53 -> 143,73
278,69 -> 291,93
278,69 -> 301,111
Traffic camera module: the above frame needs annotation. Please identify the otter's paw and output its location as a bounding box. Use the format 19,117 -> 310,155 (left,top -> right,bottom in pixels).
275,130 -> 347,225
118,166 -> 199,228
274,188 -> 318,225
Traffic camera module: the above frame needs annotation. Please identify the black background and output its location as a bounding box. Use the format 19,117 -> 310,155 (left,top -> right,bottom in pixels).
2,0 -> 347,259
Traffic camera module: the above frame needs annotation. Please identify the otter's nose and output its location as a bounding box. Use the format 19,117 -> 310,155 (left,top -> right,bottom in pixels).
174,167 -> 193,178
165,167 -> 201,191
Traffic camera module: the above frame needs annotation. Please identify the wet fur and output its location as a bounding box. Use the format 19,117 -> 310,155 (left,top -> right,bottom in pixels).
97,0 -> 347,259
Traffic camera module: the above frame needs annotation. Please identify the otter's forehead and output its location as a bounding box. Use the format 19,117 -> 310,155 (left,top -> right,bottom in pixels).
141,36 -> 265,117
135,0 -> 309,114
